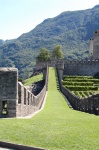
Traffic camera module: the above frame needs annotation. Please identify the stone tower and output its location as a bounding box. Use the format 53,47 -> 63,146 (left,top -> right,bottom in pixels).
89,30 -> 99,60
89,38 -> 93,59
93,30 -> 99,59
0,68 -> 18,117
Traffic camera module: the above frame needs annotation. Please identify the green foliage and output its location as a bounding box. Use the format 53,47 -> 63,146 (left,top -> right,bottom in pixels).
62,75 -> 99,98
72,91 -> 99,98
52,45 -> 64,59
63,77 -> 99,83
65,85 -> 98,91
63,75 -> 93,79
62,81 -> 93,86
36,48 -> 50,62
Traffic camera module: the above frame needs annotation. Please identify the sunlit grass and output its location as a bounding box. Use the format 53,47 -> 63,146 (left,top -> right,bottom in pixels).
0,67 -> 99,150
24,73 -> 43,86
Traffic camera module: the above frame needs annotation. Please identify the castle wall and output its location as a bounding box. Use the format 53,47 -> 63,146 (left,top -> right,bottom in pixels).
16,66 -> 49,117
64,60 -> 99,76
57,65 -> 99,115
0,68 -> 18,117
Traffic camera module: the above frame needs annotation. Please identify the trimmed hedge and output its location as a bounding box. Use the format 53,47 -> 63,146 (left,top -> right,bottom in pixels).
62,81 -> 93,86
63,75 -> 93,79
62,76 -> 99,98
72,91 -> 99,98
63,78 -> 99,83
65,85 -> 98,91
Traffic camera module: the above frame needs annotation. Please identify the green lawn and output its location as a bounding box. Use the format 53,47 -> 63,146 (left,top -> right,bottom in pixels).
24,73 -> 43,86
0,67 -> 99,150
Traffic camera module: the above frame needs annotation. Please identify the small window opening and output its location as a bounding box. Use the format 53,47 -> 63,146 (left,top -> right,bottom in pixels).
2,101 -> 8,115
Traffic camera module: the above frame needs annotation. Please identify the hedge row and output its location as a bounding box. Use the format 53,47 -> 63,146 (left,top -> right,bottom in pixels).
72,91 -> 99,98
63,75 -> 93,79
62,81 -> 93,86
62,76 -> 99,98
63,79 -> 99,84
65,85 -> 98,91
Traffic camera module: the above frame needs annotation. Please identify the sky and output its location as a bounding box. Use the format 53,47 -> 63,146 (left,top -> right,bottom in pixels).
0,0 -> 99,40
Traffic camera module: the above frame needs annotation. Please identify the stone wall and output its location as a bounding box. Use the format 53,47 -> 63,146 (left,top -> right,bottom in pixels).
0,68 -> 18,117
35,59 -> 99,77
17,82 -> 46,117
57,66 -> 99,115
16,66 -> 49,117
64,60 -> 99,76
61,86 -> 99,115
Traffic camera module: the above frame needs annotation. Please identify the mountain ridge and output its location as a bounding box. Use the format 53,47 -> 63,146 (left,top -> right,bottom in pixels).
0,5 -> 99,79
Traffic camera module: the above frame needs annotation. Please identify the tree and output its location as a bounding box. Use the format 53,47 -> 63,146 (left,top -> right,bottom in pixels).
36,48 -> 50,62
52,45 -> 64,59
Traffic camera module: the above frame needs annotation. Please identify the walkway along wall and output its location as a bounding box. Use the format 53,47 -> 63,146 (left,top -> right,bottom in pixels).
57,66 -> 99,115
17,66 -> 48,117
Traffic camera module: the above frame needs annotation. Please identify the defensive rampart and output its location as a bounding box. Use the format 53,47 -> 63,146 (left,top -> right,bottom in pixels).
64,59 -> 99,76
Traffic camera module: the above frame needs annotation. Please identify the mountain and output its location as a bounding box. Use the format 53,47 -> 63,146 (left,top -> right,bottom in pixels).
0,5 -> 99,79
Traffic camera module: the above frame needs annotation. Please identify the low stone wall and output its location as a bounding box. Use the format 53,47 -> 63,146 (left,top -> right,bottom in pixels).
57,67 -> 99,115
17,66 -> 49,117
17,82 -> 46,117
61,86 -> 99,115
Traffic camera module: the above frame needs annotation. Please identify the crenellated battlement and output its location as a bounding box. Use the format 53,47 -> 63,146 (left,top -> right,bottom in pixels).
64,59 -> 99,76
65,59 -> 99,65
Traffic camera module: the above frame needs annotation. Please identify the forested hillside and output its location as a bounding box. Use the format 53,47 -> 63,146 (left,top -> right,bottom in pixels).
0,5 -> 99,79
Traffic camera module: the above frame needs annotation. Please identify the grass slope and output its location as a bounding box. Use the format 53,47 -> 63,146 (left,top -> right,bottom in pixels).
24,73 -> 43,86
0,67 -> 99,150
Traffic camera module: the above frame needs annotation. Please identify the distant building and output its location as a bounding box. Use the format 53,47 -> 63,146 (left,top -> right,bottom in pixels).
89,30 -> 99,60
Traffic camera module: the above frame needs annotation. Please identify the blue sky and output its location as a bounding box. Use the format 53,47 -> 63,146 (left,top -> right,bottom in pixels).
0,0 -> 99,40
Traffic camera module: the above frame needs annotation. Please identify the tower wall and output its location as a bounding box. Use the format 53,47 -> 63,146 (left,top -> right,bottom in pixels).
0,68 -> 18,117
89,38 -> 93,59
93,30 -> 99,60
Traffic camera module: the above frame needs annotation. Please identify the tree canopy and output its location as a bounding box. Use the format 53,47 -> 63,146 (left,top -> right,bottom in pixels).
36,48 -> 50,62
52,45 -> 64,59
36,45 -> 64,62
